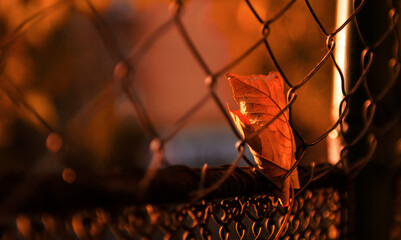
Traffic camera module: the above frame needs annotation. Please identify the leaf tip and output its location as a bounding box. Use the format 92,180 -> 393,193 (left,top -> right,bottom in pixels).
224,73 -> 238,81
224,73 -> 232,78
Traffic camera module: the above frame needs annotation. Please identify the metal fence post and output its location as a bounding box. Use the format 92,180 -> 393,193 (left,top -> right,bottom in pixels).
344,0 -> 400,239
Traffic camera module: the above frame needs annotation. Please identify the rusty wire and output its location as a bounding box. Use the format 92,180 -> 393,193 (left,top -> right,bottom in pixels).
0,0 -> 400,238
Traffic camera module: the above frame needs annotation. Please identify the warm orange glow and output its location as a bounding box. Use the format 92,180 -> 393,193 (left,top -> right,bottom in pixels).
133,0 -> 171,10
149,138 -> 162,152
3,49 -> 33,87
73,0 -> 111,14
95,208 -> 108,224
71,214 -> 86,238
328,224 -> 339,239
41,214 -> 57,234
227,72 -> 299,206
328,130 -> 339,139
46,132 -> 63,152
0,0 -> 69,46
236,1 -> 264,34
24,91 -> 58,131
114,61 -> 129,81
328,0 -> 351,165
16,214 -> 31,239
62,168 -> 76,184
0,0 -> 338,173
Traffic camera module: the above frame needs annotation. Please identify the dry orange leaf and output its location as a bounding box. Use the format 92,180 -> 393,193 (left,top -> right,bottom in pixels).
226,72 -> 299,206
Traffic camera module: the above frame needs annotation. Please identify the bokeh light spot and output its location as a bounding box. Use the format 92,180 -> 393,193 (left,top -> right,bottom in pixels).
62,168 -> 76,184
328,130 -> 338,139
46,132 -> 63,152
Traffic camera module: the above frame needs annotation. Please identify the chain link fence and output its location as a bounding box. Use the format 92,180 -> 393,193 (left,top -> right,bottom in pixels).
0,0 -> 400,239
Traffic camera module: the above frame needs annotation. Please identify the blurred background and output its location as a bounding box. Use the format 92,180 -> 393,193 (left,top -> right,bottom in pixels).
3,1 -> 401,239
0,0 -> 336,173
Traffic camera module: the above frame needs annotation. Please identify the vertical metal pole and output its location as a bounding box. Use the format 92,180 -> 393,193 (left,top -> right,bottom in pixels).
341,0 -> 398,239
329,0 -> 351,165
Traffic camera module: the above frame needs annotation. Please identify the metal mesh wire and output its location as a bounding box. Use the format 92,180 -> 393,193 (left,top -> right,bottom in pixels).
0,0 -> 400,239
2,186 -> 347,239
